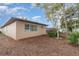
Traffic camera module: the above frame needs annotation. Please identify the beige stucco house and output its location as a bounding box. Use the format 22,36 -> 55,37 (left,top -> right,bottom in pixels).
0,17 -> 47,40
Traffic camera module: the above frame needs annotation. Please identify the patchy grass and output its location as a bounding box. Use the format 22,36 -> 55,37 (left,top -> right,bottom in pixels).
0,31 -> 4,36
0,35 -> 78,56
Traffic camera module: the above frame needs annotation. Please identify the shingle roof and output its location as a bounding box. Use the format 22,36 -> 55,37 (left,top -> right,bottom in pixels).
1,17 -> 47,28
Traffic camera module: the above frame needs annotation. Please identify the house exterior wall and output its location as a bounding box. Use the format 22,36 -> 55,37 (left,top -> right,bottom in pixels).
1,21 -> 47,40
1,22 -> 16,39
16,21 -> 47,40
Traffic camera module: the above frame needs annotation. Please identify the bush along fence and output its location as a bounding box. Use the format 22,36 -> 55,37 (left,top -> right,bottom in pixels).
68,32 -> 79,45
47,28 -> 57,37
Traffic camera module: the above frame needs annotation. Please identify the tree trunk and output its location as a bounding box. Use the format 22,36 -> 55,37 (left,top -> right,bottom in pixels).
75,21 -> 77,32
57,16 -> 60,39
64,20 -> 68,37
63,4 -> 68,38
52,19 -> 60,39
57,28 -> 60,39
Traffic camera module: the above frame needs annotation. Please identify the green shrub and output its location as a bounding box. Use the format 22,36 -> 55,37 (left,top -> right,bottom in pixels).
47,28 -> 57,37
48,32 -> 57,37
0,31 -> 3,35
68,32 -> 79,45
0,31 -> 2,34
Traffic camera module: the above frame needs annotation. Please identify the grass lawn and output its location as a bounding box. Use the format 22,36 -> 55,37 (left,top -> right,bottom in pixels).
0,34 -> 78,56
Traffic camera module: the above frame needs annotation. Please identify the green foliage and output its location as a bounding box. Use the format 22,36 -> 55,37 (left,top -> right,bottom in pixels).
76,3 -> 79,9
48,32 -> 57,37
47,28 -> 57,37
0,31 -> 2,34
68,32 -> 79,45
65,7 -> 74,15
0,31 -> 3,36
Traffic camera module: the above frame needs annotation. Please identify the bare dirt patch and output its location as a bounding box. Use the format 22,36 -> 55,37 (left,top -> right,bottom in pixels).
0,34 -> 78,56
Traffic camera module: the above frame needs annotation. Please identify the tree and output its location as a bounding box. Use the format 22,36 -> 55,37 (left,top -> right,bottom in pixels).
34,3 -> 78,38
61,6 -> 74,32
34,3 -> 63,39
61,3 -> 79,33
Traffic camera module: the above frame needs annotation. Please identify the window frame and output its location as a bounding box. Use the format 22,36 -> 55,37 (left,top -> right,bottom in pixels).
24,24 -> 30,32
24,24 -> 38,32
30,24 -> 38,32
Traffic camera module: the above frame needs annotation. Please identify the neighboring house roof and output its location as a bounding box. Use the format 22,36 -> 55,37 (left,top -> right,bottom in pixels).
1,17 -> 47,28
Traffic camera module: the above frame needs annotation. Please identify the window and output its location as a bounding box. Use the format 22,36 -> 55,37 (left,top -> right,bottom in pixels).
25,24 -> 30,32
30,25 -> 38,31
24,24 -> 38,32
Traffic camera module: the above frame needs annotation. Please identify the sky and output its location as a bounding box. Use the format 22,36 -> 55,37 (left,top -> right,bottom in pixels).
0,3 -> 52,28
0,3 -> 74,28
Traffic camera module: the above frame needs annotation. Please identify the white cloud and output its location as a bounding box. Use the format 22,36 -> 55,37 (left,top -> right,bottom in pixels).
32,16 -> 41,19
0,4 -> 28,18
6,7 -> 27,14
6,8 -> 16,14
31,4 -> 36,8
0,5 -> 28,15
16,15 -> 27,19
14,7 -> 27,10
0,6 -> 8,16
32,16 -> 41,21
0,6 -> 8,10
0,3 -> 11,6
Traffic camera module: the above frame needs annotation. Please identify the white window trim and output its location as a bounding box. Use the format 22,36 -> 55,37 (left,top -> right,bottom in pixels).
30,24 -> 38,32
24,24 -> 30,32
24,24 -> 39,32
30,26 -> 38,32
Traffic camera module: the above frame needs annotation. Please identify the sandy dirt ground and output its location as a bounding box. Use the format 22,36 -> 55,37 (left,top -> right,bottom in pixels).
0,34 -> 79,56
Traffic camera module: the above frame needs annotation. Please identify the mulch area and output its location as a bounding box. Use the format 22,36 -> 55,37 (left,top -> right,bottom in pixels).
0,34 -> 79,56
